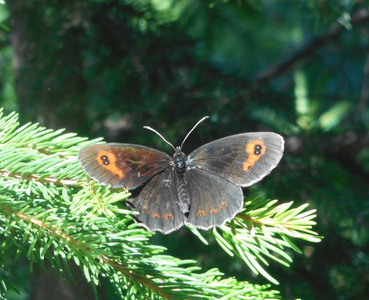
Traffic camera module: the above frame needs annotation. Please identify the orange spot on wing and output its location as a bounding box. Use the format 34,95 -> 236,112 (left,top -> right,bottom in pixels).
243,140 -> 266,172
196,210 -> 206,217
210,209 -> 218,215
141,205 -> 149,214
220,201 -> 228,209
152,213 -> 161,219
164,213 -> 174,220
97,150 -> 125,178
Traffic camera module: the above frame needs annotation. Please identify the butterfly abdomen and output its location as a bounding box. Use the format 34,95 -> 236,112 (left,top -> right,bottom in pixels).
175,172 -> 190,214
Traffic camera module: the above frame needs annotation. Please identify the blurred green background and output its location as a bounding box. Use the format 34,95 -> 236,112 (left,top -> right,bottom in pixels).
1,0 -> 369,299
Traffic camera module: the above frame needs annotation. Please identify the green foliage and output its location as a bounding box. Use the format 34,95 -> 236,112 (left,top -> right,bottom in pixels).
0,110 -> 320,299
0,4 -> 15,114
195,197 -> 320,285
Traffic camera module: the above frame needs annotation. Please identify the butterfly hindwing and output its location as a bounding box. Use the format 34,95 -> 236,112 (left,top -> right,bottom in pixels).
188,132 -> 284,187
78,143 -> 170,189
127,169 -> 185,234
185,168 -> 243,229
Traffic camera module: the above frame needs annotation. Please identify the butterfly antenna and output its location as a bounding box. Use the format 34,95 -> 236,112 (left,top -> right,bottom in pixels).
143,125 -> 176,151
180,116 -> 209,149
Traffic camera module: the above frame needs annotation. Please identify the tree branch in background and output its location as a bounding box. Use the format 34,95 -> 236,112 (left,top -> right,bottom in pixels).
252,8 -> 369,87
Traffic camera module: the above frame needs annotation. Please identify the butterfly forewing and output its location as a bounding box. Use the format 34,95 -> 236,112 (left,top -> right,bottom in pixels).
185,168 -> 243,229
127,169 -> 185,234
188,133 -> 284,187
78,143 -> 170,189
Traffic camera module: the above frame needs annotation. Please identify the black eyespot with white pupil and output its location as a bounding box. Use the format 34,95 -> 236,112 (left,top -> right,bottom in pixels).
254,144 -> 262,155
101,155 -> 110,165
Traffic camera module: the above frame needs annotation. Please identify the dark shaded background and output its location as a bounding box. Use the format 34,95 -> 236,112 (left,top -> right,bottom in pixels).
1,0 -> 369,299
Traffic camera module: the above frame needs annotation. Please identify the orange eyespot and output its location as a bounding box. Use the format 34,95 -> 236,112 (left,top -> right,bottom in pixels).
152,213 -> 161,219
220,201 -> 228,209
196,210 -> 206,217
97,150 -> 125,178
141,206 -> 149,214
243,140 -> 266,172
164,213 -> 174,220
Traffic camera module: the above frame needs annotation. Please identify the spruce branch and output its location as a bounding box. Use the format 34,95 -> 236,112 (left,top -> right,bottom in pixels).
0,109 -> 320,299
188,197 -> 322,284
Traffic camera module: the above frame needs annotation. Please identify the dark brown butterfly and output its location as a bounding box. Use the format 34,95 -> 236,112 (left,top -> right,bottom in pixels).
78,117 -> 284,234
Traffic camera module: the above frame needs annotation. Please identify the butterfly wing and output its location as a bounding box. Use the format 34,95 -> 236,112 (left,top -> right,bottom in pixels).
127,169 -> 185,234
187,132 -> 284,187
185,168 -> 243,229
78,143 -> 171,189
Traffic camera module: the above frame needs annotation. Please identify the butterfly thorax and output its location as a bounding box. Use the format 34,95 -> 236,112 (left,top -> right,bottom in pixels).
173,150 -> 187,173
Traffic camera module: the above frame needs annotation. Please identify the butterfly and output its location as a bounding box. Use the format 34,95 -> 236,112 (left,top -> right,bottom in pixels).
78,117 -> 284,234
